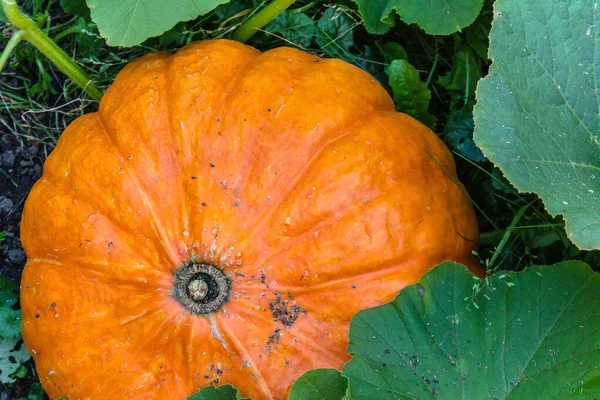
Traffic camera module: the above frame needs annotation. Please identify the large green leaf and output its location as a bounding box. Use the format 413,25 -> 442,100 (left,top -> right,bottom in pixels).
473,0 -> 600,250
352,0 -> 484,35
343,262 -> 600,399
86,0 -> 229,47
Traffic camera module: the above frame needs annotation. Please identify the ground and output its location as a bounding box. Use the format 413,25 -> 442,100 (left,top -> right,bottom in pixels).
0,132 -> 47,281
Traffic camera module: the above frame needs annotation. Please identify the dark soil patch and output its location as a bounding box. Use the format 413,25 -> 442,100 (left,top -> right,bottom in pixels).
0,131 -> 48,398
0,132 -> 48,280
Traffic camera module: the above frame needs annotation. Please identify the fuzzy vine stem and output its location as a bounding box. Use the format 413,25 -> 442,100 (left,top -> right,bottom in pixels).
232,0 -> 297,43
1,0 -> 102,101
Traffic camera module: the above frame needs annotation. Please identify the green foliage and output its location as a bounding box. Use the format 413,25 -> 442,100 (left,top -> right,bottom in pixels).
0,231 -> 6,241
0,275 -> 18,315
387,59 -> 431,122
286,262 -> 600,399
377,42 -> 407,63
315,7 -> 355,56
344,262 -> 600,398
265,10 -> 316,48
214,0 -> 252,25
474,0 -> 600,250
352,0 -> 484,35
0,308 -> 21,338
18,382 -> 46,400
86,0 -> 230,47
0,275 -> 28,384
444,104 -> 485,163
71,17 -> 104,57
0,338 -> 30,384
437,40 -> 480,106
60,0 -> 90,19
187,384 -> 250,400
463,7 -> 492,60
3,0 -> 600,397
288,369 -> 348,400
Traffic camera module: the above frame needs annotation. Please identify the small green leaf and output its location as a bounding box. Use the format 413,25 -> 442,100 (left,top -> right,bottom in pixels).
316,7 -> 355,56
343,261 -> 600,399
265,11 -> 316,48
0,338 -> 30,384
522,225 -> 563,249
214,0 -> 251,25
352,0 -> 484,35
473,0 -> 600,250
0,231 -> 7,241
158,23 -> 190,46
60,0 -> 90,19
71,17 -> 105,58
0,308 -> 21,338
0,275 -> 18,308
437,42 -> 480,104
20,382 -> 46,400
463,8 -> 492,60
289,369 -> 348,400
490,168 -> 514,194
86,0 -> 230,47
12,364 -> 27,379
444,105 -> 485,163
377,42 -> 407,63
187,384 -> 250,400
387,59 -> 430,119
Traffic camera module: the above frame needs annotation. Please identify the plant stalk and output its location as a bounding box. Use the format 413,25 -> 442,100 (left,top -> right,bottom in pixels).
0,29 -> 24,72
1,0 -> 102,101
232,0 -> 296,43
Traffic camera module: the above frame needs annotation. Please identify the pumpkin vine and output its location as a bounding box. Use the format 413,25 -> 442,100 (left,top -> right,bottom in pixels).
0,0 -> 102,101
231,0 -> 297,43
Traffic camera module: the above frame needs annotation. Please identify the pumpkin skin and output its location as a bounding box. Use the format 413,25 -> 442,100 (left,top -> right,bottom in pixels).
20,39 -> 478,399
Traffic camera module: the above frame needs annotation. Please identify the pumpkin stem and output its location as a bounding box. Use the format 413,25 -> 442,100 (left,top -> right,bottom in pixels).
175,263 -> 229,314
0,0 -> 103,101
188,279 -> 209,301
231,0 -> 297,43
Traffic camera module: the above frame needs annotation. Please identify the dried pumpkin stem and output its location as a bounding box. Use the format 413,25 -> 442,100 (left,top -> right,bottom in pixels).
232,0 -> 297,43
175,263 -> 229,314
1,0 -> 102,101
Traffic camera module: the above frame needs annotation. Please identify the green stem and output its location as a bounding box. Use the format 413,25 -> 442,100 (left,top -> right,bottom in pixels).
232,0 -> 297,43
0,29 -> 24,72
53,25 -> 81,42
1,0 -> 102,101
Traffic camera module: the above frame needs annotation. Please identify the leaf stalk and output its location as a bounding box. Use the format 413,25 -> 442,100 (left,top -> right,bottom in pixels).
1,0 -> 102,101
232,0 -> 296,43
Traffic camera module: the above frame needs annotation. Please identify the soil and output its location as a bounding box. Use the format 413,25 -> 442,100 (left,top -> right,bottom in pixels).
0,132 -> 49,281
0,132 -> 49,398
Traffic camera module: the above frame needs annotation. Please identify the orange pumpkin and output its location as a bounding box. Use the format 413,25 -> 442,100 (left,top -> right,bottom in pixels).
20,39 -> 478,399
